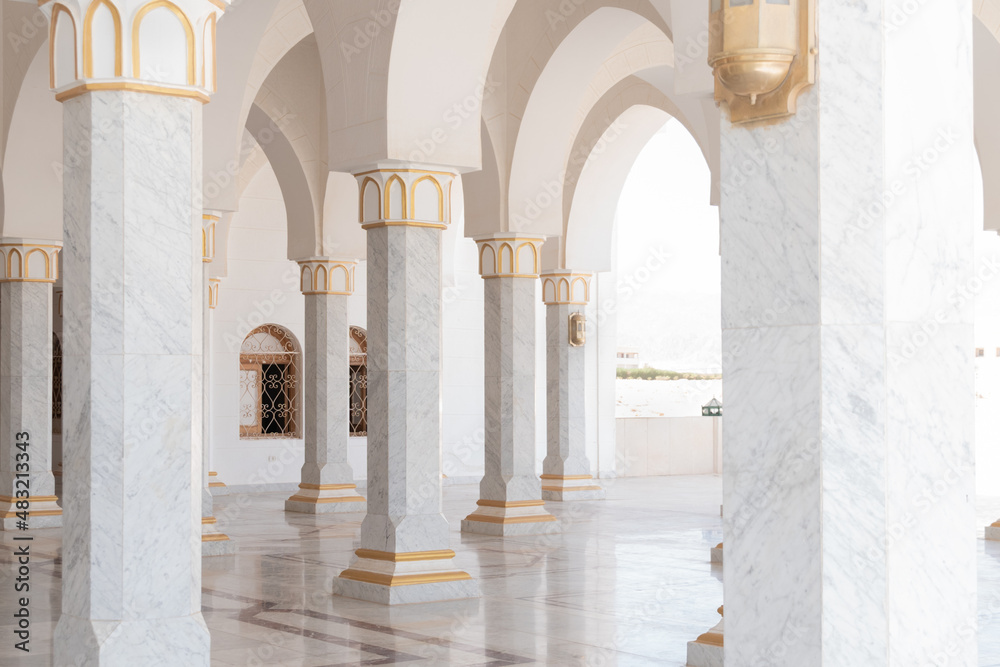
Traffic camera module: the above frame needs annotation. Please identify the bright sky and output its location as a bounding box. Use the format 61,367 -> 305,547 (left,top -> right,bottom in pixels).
615,119 -> 722,373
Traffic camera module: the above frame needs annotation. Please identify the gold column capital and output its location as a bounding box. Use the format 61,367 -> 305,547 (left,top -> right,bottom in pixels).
0,240 -> 62,283
202,213 -> 218,263
540,270 -> 592,304
354,165 -> 457,231
40,0 -> 228,105
475,234 -> 545,280
296,257 -> 357,296
208,277 -> 221,309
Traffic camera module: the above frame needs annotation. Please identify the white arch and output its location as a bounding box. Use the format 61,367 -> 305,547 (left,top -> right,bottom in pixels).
504,5 -> 672,236
304,0 -> 512,172
3,42 -> 62,240
204,0 -> 302,212
563,104 -> 673,272
560,75 -> 704,261
245,104 -> 315,260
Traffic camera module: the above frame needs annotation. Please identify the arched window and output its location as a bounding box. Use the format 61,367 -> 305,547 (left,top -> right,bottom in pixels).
239,324 -> 300,439
52,333 -> 62,431
349,326 -> 367,437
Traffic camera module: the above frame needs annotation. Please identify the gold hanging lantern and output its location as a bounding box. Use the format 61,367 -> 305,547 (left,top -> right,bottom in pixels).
708,0 -> 816,124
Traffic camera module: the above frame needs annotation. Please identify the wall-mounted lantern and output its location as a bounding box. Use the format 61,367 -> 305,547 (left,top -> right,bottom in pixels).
569,312 -> 586,347
702,398 -> 723,417
708,0 -> 816,124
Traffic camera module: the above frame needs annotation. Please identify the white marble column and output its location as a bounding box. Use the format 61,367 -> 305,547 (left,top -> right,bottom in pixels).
461,235 -> 557,535
201,214 -> 234,555
334,166 -> 478,605
720,2 -> 975,664
286,258 -> 366,513
206,277 -> 228,496
0,241 -> 63,530
45,0 -> 226,663
539,270 -> 604,502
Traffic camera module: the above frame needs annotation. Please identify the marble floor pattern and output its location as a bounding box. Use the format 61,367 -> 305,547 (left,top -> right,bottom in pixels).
3,475 -> 1000,666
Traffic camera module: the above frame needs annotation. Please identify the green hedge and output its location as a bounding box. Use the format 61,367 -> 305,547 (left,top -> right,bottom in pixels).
616,367 -> 721,381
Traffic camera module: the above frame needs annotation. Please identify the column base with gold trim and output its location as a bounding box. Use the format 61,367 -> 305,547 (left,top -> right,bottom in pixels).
686,606 -> 724,667
711,542 -> 724,563
987,521 -> 1000,541
540,474 -> 606,502
208,471 -> 229,497
202,517 -> 236,556
334,549 -> 479,605
285,483 -> 366,514
0,495 -> 62,530
461,499 -> 559,537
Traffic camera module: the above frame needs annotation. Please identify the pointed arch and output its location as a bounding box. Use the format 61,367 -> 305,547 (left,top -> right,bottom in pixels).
132,0 -> 196,86
83,0 -> 123,78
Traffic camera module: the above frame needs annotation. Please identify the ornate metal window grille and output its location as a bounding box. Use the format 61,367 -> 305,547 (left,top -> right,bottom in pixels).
239,324 -> 301,439
349,326 -> 367,437
52,333 -> 62,432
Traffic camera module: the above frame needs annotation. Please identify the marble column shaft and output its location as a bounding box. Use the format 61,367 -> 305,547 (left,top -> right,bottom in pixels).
462,235 -> 556,535
540,271 -> 604,501
201,242 -> 234,555
720,2 -> 975,665
335,167 -> 478,605
0,250 -> 63,530
286,259 -> 365,513
54,90 -> 210,665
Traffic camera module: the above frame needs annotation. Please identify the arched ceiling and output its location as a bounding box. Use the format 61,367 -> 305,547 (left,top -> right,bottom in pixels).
204,0 -> 305,212
559,76 -> 693,269
253,34 -> 327,259
302,0 -> 513,172
564,104 -> 672,272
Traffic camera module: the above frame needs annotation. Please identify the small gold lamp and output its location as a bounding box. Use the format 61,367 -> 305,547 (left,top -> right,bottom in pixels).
708,0 -> 815,124
568,313 -> 586,347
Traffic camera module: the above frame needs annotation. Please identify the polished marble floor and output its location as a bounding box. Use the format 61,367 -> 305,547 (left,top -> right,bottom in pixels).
3,476 -> 1000,666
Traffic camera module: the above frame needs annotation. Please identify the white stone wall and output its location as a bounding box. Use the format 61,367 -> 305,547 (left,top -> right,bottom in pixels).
615,417 -> 722,477
212,165 -> 306,489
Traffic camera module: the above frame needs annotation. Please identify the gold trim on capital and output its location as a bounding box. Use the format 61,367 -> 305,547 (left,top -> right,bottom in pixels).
297,259 -> 356,295
355,169 -> 454,227
0,243 -> 61,283
410,175 -> 445,223
540,474 -> 592,481
541,272 -> 592,306
49,4 -> 79,89
132,0 -> 197,86
338,569 -> 472,588
208,278 -> 220,309
83,0 -> 123,78
55,81 -> 210,103
354,549 -> 456,563
477,237 -> 544,278
202,215 -> 217,262
361,221 -> 448,231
